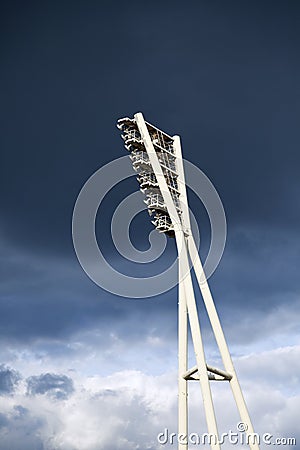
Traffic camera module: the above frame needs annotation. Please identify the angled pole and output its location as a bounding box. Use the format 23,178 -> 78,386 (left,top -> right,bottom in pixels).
175,132 -> 189,449
174,136 -> 259,450
175,234 -> 220,450
188,239 -> 259,450
178,248 -> 188,448
135,113 -> 220,450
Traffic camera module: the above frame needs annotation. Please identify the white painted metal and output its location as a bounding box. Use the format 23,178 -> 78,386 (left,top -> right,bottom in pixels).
121,113 -> 260,450
135,113 -> 220,450
173,135 -> 191,237
175,246 -> 220,450
178,253 -> 188,448
188,238 -> 259,450
173,135 -> 260,450
175,134 -> 188,449
183,365 -> 232,381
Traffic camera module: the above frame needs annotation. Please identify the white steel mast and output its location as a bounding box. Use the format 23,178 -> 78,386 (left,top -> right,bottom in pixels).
117,112 -> 259,450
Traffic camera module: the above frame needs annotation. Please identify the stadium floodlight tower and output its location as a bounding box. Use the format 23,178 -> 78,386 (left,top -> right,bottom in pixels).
117,113 -> 259,450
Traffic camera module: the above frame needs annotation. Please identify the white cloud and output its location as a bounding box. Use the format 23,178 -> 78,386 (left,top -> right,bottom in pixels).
0,344 -> 299,450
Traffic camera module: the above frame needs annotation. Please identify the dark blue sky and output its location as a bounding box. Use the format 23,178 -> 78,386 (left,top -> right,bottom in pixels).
0,2 -> 299,449
1,0 -> 299,339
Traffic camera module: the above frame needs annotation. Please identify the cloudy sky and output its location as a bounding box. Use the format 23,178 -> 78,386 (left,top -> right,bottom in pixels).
1,1 -> 300,449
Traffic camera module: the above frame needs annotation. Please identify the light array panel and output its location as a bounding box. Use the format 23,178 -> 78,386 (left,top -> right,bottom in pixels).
117,116 -> 182,237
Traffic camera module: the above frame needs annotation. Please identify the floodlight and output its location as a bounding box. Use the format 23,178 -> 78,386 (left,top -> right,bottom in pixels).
117,112 -> 260,450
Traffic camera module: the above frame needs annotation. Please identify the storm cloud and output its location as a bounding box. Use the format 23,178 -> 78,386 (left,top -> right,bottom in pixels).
0,365 -> 21,395
26,373 -> 74,400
